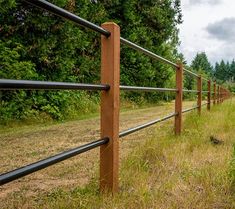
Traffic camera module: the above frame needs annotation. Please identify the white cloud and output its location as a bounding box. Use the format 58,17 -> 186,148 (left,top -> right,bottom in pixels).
179,0 -> 235,65
206,18 -> 235,42
188,0 -> 222,6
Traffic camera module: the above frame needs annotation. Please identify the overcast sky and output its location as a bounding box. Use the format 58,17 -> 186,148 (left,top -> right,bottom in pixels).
179,0 -> 235,65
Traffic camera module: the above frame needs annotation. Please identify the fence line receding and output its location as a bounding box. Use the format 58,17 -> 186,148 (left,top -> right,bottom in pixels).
0,0 -> 232,193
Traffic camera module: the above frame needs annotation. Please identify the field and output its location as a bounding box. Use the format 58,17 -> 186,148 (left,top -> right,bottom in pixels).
0,99 -> 235,209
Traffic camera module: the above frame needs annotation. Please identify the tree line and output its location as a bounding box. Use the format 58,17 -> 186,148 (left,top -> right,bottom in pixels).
183,52 -> 235,92
0,1 -> 234,125
0,0 -> 182,123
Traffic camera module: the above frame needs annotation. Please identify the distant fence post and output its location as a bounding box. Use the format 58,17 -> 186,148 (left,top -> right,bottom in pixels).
207,80 -> 211,110
100,22 -> 120,193
222,88 -> 224,102
213,82 -> 216,105
217,86 -> 220,104
197,75 -> 202,115
174,63 -> 183,135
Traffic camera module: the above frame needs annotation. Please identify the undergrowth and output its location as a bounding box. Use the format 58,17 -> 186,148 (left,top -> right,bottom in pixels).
1,99 -> 235,209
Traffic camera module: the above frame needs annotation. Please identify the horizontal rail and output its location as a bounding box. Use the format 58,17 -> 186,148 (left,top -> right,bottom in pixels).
202,102 -> 208,106
0,79 -> 110,91
119,112 -> 177,138
120,85 -> 178,92
183,89 -> 199,93
182,106 -> 199,113
183,68 -> 199,78
0,138 -> 109,186
24,0 -> 110,37
120,37 -> 178,68
202,77 -> 209,82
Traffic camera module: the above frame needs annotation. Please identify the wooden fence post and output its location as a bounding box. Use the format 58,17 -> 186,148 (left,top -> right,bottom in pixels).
100,22 -> 120,193
174,63 -> 183,135
197,75 -> 202,115
213,82 -> 216,105
207,80 -> 211,110
217,86 -> 220,104
221,88 -> 224,102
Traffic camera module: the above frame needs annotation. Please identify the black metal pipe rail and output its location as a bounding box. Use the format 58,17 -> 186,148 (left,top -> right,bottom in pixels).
23,0 -> 207,85
183,89 -> 199,93
119,112 -> 177,138
0,137 -> 109,186
120,85 -> 178,93
183,68 -> 199,78
23,0 -> 110,37
202,77 -> 209,82
120,38 -> 178,68
182,106 -> 199,113
23,0 -> 214,86
0,79 -> 110,91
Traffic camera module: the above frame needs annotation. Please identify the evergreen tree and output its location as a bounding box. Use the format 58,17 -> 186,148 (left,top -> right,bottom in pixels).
225,61 -> 231,81
214,60 -> 227,82
230,60 -> 235,82
191,52 -> 213,76
0,0 -> 183,122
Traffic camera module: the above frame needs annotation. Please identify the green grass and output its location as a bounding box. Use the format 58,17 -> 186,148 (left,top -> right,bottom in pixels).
1,99 -> 235,209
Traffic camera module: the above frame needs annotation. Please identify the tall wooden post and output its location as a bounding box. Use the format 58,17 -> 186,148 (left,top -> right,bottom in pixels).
213,82 -> 216,105
221,88 -> 224,102
217,86 -> 220,104
207,80 -> 211,110
175,63 -> 183,135
218,86 -> 220,103
197,75 -> 202,115
100,22 -> 120,193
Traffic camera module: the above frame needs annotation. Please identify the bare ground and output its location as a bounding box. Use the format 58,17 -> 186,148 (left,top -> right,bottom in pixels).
0,101 -> 197,200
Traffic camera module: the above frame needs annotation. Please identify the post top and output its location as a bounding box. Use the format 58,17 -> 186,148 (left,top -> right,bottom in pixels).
102,22 -> 120,27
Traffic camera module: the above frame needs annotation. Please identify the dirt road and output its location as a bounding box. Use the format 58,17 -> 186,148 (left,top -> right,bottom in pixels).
0,101 -> 196,198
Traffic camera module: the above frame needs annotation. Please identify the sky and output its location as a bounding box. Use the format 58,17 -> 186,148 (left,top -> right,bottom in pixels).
179,0 -> 235,65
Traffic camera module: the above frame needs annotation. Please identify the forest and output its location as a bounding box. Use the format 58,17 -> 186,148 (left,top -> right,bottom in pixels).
0,0 -> 234,124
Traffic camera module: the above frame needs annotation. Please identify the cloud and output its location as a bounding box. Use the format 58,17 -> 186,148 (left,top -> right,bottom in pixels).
206,17 -> 235,42
185,0 -> 222,8
189,0 -> 222,5
208,42 -> 235,64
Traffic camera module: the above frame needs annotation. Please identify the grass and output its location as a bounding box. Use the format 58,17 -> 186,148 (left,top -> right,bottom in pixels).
1,99 -> 235,208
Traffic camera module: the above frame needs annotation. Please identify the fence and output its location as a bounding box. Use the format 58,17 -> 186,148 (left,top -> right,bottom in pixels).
0,0 -> 232,193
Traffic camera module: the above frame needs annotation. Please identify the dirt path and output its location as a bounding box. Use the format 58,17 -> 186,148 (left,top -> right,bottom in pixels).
0,101 -> 196,199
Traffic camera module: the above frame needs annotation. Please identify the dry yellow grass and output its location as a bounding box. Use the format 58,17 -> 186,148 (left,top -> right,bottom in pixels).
0,99 -> 234,208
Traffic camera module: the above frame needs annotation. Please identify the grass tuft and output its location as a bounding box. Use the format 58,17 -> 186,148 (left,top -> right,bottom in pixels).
1,99 -> 235,208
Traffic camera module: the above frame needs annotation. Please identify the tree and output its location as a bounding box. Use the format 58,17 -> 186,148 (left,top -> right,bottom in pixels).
191,52 -> 213,76
214,60 -> 227,82
230,60 -> 235,82
0,0 -> 183,122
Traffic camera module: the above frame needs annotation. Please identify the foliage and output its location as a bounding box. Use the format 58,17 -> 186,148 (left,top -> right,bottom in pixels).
214,60 -> 235,84
2,99 -> 235,208
0,0 -> 183,123
191,52 -> 213,76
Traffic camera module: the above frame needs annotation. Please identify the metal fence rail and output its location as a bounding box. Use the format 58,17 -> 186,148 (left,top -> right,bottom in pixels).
120,85 -> 178,92
182,106 -> 199,113
120,38 -> 178,68
183,68 -> 199,78
0,137 -> 109,186
183,89 -> 199,93
119,113 -> 177,138
23,0 -> 110,37
0,79 -> 110,91
0,0 -> 231,193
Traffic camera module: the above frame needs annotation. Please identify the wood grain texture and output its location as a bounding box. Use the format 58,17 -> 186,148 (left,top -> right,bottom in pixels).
100,22 -> 120,193
175,63 -> 183,135
207,80 -> 211,110
197,76 -> 202,115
